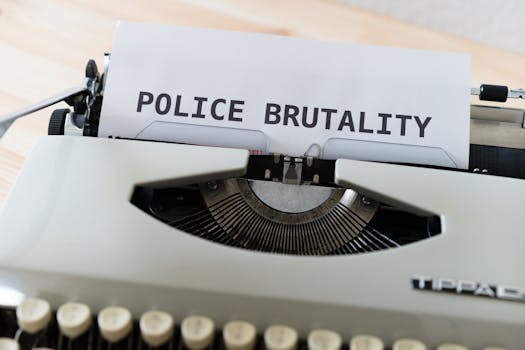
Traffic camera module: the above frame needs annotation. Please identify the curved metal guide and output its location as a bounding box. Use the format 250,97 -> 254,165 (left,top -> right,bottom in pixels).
0,87 -> 87,138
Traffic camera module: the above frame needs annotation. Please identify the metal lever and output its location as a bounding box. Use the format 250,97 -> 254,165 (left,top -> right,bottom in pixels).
283,156 -> 303,185
0,86 -> 88,139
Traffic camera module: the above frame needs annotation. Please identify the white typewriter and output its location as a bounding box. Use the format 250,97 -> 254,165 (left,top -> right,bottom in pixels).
0,32 -> 525,350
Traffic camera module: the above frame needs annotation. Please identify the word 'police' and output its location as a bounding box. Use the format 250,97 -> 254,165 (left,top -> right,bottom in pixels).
137,91 -> 245,122
136,91 -> 432,137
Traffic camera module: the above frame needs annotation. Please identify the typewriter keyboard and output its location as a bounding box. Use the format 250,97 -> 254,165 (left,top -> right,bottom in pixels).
0,299 -> 507,350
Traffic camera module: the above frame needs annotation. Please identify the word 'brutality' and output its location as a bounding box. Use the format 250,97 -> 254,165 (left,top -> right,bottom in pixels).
136,92 -> 432,137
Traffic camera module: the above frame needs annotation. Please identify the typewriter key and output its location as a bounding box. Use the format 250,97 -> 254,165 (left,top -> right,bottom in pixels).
97,306 -> 133,343
264,325 -> 298,350
140,310 -> 174,347
0,338 -> 20,350
57,302 -> 92,339
181,315 -> 215,350
16,298 -> 52,334
223,320 -> 257,350
392,339 -> 426,350
349,335 -> 384,350
307,329 -> 342,350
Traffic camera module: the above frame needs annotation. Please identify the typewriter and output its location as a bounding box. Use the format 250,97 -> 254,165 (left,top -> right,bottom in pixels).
0,53 -> 524,350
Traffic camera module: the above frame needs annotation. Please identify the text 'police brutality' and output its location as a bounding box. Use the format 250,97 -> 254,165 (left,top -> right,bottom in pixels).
136,91 -> 432,138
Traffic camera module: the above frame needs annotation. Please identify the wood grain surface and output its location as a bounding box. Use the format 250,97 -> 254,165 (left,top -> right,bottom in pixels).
1,0 -> 525,203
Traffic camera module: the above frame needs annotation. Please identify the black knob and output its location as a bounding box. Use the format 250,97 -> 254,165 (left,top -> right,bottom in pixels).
479,84 -> 508,102
48,108 -> 70,135
85,59 -> 99,79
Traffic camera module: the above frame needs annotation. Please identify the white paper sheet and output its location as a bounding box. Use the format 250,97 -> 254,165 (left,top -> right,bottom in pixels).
100,21 -> 471,168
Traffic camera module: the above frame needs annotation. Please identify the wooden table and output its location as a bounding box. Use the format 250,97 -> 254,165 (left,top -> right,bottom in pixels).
1,0 -> 525,203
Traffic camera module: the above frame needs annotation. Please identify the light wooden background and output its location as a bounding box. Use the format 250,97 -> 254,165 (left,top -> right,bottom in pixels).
1,0 -> 525,204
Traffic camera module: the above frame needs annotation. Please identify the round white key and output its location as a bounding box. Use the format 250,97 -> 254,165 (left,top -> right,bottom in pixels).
437,345 -> 468,350
392,339 -> 427,350
307,329 -> 342,350
264,325 -> 298,350
97,306 -> 133,343
0,338 -> 20,350
140,310 -> 174,347
349,334 -> 384,350
16,298 -> 52,334
57,302 -> 92,339
223,320 -> 257,350
181,315 -> 215,350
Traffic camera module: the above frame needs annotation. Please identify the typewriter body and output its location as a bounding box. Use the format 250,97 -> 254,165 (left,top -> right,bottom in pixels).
0,55 -> 524,350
